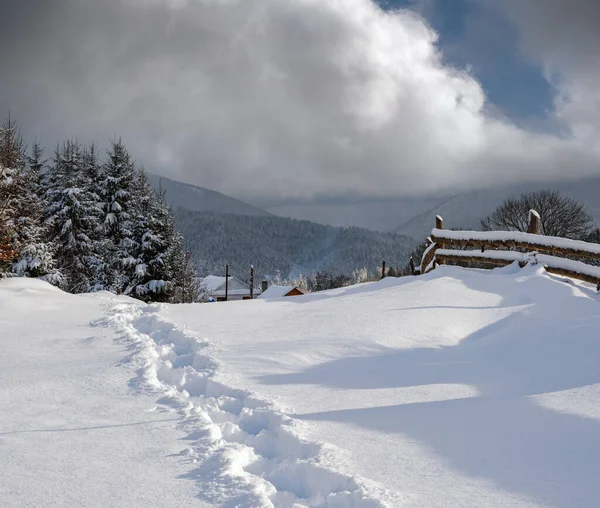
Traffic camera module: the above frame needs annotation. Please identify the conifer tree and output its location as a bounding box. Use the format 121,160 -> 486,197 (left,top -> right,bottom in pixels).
0,116 -> 24,274
138,183 -> 178,301
46,140 -> 102,292
0,115 -> 25,170
125,173 -> 199,303
125,169 -> 166,300
81,143 -> 115,291
83,144 -> 101,187
11,142 -> 60,281
0,162 -> 16,273
100,139 -> 137,293
26,141 -> 47,196
172,249 -> 200,303
0,118 -> 59,281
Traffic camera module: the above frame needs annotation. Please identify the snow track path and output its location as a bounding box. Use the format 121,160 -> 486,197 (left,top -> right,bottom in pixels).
104,302 -> 399,507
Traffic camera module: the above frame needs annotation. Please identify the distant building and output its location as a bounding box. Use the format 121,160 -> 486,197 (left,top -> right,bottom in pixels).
258,284 -> 307,299
201,275 -> 255,302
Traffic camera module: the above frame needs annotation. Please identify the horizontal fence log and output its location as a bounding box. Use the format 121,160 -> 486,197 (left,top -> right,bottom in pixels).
436,251 -> 518,267
544,267 -> 600,288
431,228 -> 600,261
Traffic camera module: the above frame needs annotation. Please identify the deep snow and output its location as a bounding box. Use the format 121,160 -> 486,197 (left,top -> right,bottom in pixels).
0,279 -> 203,507
2,264 -> 600,507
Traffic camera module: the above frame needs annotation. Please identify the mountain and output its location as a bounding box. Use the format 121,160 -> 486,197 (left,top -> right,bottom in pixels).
148,174 -> 271,217
267,178 -> 600,238
394,177 -> 600,240
150,173 -> 600,259
266,197 -> 440,232
175,208 -> 415,282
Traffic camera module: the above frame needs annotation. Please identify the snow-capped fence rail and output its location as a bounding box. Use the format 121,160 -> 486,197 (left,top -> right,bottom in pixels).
420,211 -> 600,289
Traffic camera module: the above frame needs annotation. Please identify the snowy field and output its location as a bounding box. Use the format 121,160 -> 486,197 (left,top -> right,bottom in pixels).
1,265 -> 600,507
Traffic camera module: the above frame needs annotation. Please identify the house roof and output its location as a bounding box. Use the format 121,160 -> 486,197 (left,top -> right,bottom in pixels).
201,275 -> 231,292
258,285 -> 306,299
200,275 -> 253,296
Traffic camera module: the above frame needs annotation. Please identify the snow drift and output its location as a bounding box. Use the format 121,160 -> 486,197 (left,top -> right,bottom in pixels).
2,264 -> 600,507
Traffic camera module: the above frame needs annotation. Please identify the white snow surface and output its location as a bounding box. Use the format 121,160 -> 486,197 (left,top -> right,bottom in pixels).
2,265 -> 600,507
0,279 -> 202,507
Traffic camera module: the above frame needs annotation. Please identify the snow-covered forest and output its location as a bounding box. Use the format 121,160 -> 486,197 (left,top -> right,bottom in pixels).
0,117 -> 198,302
175,208 -> 415,284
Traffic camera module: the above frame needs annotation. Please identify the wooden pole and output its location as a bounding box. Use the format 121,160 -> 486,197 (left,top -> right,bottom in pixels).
381,260 -> 386,279
409,256 -> 415,276
225,264 -> 229,302
435,215 -> 444,230
250,265 -> 254,300
435,215 -> 445,265
528,209 -> 541,235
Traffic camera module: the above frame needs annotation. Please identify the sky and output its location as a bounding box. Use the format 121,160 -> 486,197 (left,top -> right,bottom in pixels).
385,0 -> 555,123
1,0 -> 599,205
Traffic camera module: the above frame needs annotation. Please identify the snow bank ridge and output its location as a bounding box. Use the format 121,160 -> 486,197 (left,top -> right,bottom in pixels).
103,302 -> 396,508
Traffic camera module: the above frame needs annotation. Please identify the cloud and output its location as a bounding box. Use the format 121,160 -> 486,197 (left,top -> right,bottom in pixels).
1,0 -> 599,202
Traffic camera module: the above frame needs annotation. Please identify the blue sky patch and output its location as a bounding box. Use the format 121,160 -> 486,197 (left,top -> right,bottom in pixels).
376,0 -> 555,125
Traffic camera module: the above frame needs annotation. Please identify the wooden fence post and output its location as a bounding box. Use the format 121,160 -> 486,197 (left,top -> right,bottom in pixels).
381,260 -> 386,279
528,209 -> 541,235
409,256 -> 415,276
435,215 -> 445,265
250,265 -> 254,300
421,237 -> 436,274
225,264 -> 229,302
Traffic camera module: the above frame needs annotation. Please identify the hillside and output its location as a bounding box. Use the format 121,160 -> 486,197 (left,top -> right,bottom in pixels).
148,174 -> 271,217
175,208 -> 415,281
3,264 -> 600,506
266,196 -> 440,232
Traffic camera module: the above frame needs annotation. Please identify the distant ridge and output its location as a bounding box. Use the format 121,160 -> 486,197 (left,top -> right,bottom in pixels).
394,177 -> 600,240
148,174 -> 272,217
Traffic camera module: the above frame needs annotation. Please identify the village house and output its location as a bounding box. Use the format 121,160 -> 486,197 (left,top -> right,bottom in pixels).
258,284 -> 307,299
201,275 -> 255,302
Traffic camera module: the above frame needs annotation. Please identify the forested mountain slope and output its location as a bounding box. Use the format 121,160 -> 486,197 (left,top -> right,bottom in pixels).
175,208 -> 414,281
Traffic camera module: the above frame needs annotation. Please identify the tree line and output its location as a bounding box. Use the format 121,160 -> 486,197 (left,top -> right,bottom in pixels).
0,116 -> 199,302
175,207 -> 414,285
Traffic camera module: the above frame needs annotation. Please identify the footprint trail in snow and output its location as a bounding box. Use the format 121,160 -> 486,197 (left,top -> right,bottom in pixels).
102,302 -> 402,508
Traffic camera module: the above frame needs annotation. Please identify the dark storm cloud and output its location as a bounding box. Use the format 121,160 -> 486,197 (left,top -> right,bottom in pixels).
1,0 -> 599,202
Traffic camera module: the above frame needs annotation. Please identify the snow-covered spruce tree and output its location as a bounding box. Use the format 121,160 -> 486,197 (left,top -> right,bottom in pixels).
11,143 -> 61,282
46,140 -> 102,292
0,115 -> 25,170
26,141 -> 47,196
125,168 -> 167,300
0,119 -> 21,273
0,162 -> 16,274
83,144 -> 101,187
126,173 -> 198,303
99,139 -> 137,293
0,118 -> 59,282
81,143 -> 116,292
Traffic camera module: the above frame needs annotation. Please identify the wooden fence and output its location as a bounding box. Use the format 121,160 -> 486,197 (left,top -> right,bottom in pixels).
418,211 -> 600,290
